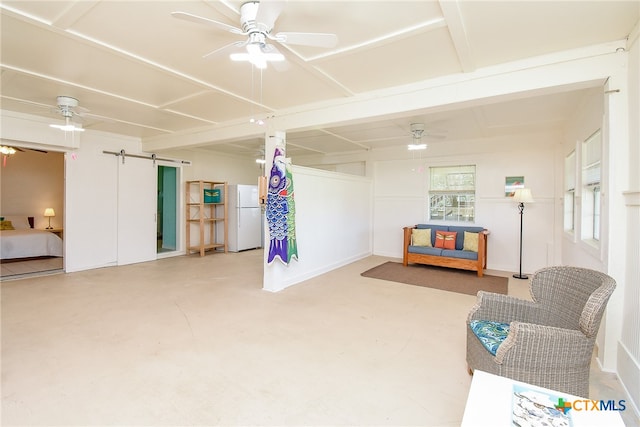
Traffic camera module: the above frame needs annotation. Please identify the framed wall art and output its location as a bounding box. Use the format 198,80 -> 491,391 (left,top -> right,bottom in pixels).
505,176 -> 524,197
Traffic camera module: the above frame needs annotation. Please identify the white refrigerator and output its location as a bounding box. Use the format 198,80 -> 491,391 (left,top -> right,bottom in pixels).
227,184 -> 262,252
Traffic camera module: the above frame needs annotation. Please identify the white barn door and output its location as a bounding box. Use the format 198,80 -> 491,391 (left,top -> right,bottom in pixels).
117,156 -> 157,265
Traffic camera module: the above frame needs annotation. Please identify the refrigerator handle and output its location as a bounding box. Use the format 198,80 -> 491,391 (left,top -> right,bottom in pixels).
237,189 -> 241,228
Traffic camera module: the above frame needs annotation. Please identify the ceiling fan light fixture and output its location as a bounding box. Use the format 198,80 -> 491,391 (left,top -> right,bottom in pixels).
48,99 -> 86,132
231,42 -> 284,69
407,123 -> 428,150
50,123 -> 85,132
249,117 -> 266,125
0,146 -> 17,155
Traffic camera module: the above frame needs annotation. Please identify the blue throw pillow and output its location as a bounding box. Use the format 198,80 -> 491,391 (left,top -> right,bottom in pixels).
470,320 -> 510,356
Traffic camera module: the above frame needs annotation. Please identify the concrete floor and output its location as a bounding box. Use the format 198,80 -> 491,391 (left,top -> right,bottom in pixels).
1,250 -> 636,426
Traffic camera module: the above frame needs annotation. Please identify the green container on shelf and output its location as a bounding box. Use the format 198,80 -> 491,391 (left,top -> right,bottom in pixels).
204,188 -> 221,203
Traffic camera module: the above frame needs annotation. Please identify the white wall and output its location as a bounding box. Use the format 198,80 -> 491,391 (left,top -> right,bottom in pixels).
372,132 -> 559,275
160,148 -> 263,186
263,165 -> 372,292
618,23 -> 640,417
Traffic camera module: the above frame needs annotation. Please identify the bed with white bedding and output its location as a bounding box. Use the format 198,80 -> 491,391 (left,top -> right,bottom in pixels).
0,215 -> 63,260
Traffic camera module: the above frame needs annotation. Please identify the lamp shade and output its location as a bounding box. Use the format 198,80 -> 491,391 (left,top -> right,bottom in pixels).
44,208 -> 56,217
513,188 -> 534,203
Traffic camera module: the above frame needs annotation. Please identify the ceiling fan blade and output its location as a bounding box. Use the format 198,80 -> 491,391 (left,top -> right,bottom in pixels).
255,0 -> 286,31
273,31 -> 338,48
203,40 -> 248,59
171,11 -> 245,35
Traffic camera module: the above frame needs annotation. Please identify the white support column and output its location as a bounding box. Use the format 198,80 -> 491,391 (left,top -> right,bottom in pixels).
600,64 -> 630,372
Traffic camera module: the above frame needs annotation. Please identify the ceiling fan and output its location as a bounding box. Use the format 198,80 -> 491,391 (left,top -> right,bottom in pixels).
407,123 -> 446,150
172,0 -> 338,69
49,96 -> 86,132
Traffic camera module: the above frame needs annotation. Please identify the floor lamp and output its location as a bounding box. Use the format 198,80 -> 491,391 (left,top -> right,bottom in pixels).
513,188 -> 534,279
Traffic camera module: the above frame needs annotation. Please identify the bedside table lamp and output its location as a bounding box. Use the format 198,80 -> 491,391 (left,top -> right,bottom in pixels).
44,208 -> 55,229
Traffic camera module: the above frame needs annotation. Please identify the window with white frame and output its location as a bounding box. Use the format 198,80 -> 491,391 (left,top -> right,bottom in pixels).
581,130 -> 601,243
429,165 -> 476,222
564,151 -> 576,232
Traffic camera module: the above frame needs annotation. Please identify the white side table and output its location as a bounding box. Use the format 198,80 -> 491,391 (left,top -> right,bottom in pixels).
462,370 -> 625,426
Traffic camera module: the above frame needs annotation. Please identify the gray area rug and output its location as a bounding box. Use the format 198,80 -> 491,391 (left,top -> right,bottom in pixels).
361,261 -> 508,296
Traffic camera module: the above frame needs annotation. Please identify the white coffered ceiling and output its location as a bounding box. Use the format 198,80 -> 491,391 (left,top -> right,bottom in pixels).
1,1 -> 638,159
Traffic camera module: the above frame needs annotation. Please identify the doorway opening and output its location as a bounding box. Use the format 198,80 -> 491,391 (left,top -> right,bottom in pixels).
0,148 -> 64,280
157,165 -> 178,253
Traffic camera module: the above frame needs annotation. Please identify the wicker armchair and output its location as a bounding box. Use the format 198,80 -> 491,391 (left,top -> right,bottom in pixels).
466,266 -> 616,397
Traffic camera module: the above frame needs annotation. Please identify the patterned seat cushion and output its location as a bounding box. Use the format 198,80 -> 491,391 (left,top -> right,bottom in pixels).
469,320 -> 510,356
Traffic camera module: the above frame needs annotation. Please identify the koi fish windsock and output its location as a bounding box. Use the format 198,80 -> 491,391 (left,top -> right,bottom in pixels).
266,147 -> 297,265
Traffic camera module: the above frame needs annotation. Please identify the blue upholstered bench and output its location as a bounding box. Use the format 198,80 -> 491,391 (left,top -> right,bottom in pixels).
402,224 -> 489,277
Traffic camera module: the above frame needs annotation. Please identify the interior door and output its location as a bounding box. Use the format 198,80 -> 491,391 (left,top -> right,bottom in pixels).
117,156 -> 157,265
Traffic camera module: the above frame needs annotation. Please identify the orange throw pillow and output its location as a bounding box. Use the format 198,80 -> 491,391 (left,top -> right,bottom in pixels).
435,231 -> 457,249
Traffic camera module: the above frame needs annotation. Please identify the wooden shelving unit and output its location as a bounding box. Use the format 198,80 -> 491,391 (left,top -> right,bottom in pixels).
186,180 -> 228,256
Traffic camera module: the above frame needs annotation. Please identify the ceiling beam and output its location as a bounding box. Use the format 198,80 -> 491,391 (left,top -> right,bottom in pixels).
439,0 -> 475,72
304,17 -> 447,62
319,129 -> 371,151
51,1 -> 99,29
142,43 -> 621,152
